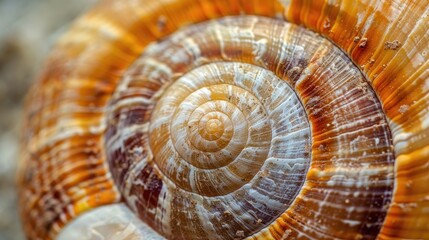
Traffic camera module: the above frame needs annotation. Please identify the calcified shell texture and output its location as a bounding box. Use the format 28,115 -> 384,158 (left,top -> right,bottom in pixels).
18,0 -> 428,240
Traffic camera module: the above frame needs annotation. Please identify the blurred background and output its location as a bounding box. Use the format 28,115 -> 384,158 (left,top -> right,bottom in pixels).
0,0 -> 97,239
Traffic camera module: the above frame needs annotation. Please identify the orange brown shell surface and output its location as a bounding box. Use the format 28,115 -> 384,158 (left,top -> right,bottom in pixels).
18,0 -> 429,240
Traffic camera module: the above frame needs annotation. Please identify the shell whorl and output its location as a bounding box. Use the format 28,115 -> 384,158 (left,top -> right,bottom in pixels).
103,16 -> 393,239
18,0 -> 429,240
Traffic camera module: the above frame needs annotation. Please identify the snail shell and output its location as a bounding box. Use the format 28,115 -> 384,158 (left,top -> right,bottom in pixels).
18,0 -> 429,239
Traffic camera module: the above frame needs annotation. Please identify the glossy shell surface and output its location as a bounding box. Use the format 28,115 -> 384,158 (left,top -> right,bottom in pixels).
18,0 -> 429,239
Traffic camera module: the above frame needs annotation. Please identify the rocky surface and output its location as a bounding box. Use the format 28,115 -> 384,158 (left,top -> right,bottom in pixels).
0,1 -> 97,239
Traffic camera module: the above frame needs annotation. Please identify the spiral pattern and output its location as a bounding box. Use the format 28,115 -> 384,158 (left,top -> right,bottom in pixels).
18,0 -> 429,239
151,62 -> 310,197
103,16 -> 393,239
